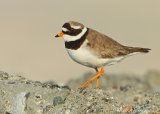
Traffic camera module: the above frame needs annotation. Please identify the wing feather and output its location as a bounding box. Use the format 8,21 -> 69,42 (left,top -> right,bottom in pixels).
86,28 -> 130,58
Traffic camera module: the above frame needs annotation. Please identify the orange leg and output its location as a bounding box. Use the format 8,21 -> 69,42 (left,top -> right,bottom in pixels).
96,77 -> 100,88
80,67 -> 105,90
95,68 -> 100,88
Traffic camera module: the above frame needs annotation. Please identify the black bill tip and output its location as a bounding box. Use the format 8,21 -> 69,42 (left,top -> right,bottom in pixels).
55,34 -> 59,37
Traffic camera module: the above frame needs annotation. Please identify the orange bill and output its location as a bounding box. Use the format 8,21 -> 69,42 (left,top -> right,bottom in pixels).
55,32 -> 64,37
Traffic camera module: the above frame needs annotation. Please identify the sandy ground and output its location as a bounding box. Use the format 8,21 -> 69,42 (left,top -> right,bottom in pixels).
0,70 -> 160,114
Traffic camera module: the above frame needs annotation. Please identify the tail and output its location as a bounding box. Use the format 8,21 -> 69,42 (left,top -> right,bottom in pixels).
125,46 -> 151,53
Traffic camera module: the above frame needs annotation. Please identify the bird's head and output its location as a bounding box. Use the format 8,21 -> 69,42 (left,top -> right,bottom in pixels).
55,21 -> 87,42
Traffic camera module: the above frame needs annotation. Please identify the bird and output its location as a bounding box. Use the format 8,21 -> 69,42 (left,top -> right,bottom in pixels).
55,21 -> 150,90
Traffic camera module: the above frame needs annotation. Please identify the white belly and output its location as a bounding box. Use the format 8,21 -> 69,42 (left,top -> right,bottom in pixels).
66,43 -> 124,68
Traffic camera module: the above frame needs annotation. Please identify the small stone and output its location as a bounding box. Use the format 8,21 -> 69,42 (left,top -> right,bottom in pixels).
42,81 -> 59,89
135,112 -> 139,114
134,97 -> 138,102
120,85 -> 131,92
145,100 -> 150,104
35,94 -> 42,99
53,96 -> 64,106
121,106 -> 133,113
7,81 -> 16,84
43,105 -> 53,112
96,107 -> 102,113
102,97 -> 110,102
61,85 -> 71,91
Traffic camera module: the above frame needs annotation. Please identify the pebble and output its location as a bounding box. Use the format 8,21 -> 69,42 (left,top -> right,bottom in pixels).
53,96 -> 64,106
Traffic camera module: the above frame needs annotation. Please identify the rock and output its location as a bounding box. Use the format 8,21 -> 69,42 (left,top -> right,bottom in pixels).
12,92 -> 30,114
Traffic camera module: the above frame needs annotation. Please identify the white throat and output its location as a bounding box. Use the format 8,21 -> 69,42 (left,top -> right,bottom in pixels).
63,27 -> 87,42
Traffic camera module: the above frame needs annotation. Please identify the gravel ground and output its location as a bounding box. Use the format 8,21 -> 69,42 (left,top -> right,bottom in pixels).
0,70 -> 160,114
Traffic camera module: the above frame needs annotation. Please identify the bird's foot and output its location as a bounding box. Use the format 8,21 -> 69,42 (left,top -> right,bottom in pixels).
80,67 -> 104,90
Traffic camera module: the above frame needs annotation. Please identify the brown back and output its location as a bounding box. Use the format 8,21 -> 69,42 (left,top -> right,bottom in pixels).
86,28 -> 131,58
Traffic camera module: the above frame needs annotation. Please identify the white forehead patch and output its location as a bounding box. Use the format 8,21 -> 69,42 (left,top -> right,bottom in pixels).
62,27 -> 68,32
71,25 -> 81,29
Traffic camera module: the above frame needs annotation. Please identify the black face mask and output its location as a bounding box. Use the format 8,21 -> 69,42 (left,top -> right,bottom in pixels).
62,23 -> 82,36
